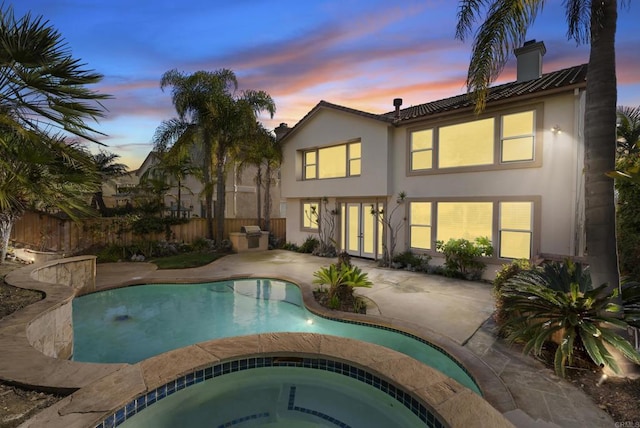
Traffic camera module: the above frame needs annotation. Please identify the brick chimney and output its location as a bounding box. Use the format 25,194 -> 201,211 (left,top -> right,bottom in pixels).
514,40 -> 546,82
274,123 -> 289,141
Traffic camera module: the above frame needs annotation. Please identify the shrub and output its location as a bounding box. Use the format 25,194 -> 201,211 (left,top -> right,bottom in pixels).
298,235 -> 319,254
493,259 -> 531,335
313,263 -> 372,310
391,250 -> 431,272
191,237 -> 215,252
615,156 -> 640,281
336,251 -> 352,270
501,261 -> 640,377
280,241 -> 299,252
435,236 -> 493,279
622,279 -> 640,328
96,244 -> 130,263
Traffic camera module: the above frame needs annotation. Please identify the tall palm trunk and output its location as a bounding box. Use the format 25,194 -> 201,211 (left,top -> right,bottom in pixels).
0,211 -> 18,264
263,162 -> 273,232
203,136 -> 214,239
91,191 -> 108,216
255,163 -> 262,228
177,179 -> 182,219
214,143 -> 226,242
584,0 -> 619,291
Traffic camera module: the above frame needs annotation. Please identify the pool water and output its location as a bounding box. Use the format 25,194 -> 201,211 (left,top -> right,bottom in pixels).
73,279 -> 479,393
118,367 -> 426,428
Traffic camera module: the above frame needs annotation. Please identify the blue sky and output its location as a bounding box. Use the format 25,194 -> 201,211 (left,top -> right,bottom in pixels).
14,1 -> 640,170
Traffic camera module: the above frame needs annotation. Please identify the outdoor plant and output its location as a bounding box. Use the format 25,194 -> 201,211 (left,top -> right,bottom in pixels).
493,259 -> 531,335
371,191 -> 407,267
305,197 -> 338,257
435,236 -> 493,279
298,235 -> 319,254
391,250 -> 431,272
500,261 -> 640,377
313,263 -> 372,311
622,279 -> 640,329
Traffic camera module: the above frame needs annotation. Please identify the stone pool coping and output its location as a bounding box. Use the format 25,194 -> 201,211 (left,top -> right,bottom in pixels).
1,256 -> 514,427
21,333 -> 513,428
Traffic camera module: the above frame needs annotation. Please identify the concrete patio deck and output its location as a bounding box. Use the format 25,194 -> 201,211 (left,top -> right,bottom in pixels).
4,250 -> 615,427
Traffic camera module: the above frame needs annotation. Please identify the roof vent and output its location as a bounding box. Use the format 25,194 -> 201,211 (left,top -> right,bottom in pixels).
514,40 -> 546,82
393,98 -> 403,119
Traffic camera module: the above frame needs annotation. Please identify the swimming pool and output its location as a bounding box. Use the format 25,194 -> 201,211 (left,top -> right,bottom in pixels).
73,278 -> 479,394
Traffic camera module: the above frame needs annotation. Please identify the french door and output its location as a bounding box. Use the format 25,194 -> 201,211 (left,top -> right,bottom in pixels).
343,202 -> 378,259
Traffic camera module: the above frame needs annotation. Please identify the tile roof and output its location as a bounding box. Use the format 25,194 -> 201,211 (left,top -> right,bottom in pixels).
278,63 -> 587,140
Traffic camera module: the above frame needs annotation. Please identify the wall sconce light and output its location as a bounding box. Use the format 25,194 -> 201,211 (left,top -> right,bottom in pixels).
551,125 -> 562,134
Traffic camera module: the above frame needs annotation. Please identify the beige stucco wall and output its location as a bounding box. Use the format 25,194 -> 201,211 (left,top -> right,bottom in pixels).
282,91 -> 585,278
390,92 -> 584,261
281,108 -> 391,244
281,108 -> 391,199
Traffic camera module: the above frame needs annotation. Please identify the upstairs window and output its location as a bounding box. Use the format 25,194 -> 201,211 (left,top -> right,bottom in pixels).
304,151 -> 317,179
410,129 -> 433,171
439,118 -> 494,168
303,141 -> 361,180
409,107 -> 538,173
501,111 -> 535,162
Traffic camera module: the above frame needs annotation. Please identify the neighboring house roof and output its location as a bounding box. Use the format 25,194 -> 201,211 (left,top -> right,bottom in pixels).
279,63 -> 587,141
278,100 -> 393,141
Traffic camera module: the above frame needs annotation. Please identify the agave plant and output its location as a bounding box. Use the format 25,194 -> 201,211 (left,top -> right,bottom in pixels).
501,262 -> 640,377
313,264 -> 372,303
622,279 -> 640,328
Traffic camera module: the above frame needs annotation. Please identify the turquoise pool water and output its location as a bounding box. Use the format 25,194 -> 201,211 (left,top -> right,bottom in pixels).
73,278 -> 479,394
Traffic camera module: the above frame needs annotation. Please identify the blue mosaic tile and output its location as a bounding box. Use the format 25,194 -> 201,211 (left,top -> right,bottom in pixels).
125,401 -> 136,418
96,356 -> 444,428
157,385 -> 166,400
103,414 -> 115,428
114,408 -> 125,425
186,373 -> 195,386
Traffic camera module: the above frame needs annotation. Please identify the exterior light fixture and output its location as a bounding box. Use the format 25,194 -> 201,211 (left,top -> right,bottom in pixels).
551,125 -> 561,134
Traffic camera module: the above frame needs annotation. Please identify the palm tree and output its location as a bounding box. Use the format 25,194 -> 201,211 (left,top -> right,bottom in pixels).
159,69 -> 275,240
90,150 -> 128,215
235,123 -> 279,229
616,105 -> 640,156
0,5 -> 108,262
0,132 -> 100,262
0,5 -> 109,143
456,0 -> 621,291
262,131 -> 283,233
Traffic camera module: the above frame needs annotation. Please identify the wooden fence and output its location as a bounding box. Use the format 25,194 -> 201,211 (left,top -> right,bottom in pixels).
10,211 -> 286,254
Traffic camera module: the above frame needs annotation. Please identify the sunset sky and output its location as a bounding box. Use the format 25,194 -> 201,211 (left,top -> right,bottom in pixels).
14,1 -> 640,170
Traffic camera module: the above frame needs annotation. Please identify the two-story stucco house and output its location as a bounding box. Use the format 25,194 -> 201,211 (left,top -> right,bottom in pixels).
279,40 -> 588,278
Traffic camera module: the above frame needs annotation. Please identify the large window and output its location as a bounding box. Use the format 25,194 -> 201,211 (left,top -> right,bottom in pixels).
302,201 -> 319,230
303,141 -> 361,180
436,202 -> 493,243
409,108 -> 538,172
501,111 -> 535,162
410,129 -> 433,171
408,199 -> 534,260
439,119 -> 494,168
499,202 -> 533,259
409,202 -> 432,249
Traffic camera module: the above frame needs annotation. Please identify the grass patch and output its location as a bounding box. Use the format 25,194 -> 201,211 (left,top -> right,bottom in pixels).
148,252 -> 227,269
